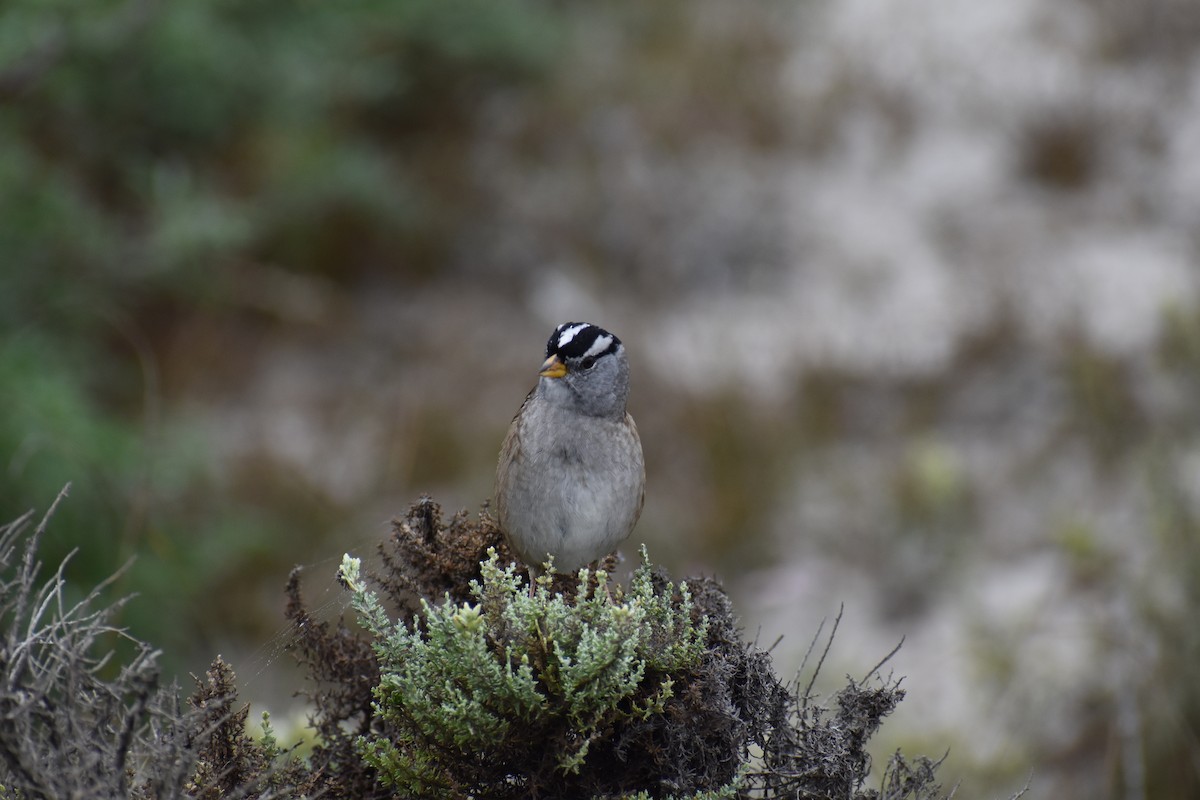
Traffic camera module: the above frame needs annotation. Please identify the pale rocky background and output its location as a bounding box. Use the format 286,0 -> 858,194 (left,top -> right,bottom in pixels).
6,1 -> 1200,797
195,3 -> 1200,796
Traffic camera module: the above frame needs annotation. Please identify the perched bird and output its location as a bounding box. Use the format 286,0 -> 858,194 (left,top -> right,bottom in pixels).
495,322 -> 645,576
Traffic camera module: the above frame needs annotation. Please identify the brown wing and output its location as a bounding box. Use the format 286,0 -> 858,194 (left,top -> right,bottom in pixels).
494,387 -> 536,523
627,412 -> 646,523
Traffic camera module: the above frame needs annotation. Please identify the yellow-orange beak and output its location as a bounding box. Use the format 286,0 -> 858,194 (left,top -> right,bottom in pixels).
539,354 -> 568,379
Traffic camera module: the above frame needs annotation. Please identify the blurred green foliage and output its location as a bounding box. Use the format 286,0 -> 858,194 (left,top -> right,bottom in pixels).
0,0 -> 564,668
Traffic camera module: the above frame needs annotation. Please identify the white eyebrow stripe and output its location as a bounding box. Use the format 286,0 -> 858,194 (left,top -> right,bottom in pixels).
556,323 -> 589,348
582,334 -> 613,359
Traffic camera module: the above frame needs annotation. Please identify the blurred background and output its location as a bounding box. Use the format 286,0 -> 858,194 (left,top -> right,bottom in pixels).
4,0 -> 1200,796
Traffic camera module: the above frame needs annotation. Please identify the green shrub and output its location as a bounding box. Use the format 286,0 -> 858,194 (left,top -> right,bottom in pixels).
341,548 -> 716,797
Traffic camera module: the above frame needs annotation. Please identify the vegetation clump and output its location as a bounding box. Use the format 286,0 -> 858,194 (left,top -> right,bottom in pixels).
0,492 -> 974,799
342,548 -> 711,797
0,487 -> 189,799
0,487 -> 305,800
183,656 -> 307,800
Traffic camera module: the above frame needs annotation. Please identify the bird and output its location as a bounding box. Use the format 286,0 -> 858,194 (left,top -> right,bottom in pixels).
494,322 -> 645,578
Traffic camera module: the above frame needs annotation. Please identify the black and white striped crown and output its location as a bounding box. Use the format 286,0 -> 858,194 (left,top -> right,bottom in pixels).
546,322 -> 622,362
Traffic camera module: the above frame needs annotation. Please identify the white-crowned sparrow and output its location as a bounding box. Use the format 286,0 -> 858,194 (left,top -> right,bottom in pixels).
495,322 -> 645,575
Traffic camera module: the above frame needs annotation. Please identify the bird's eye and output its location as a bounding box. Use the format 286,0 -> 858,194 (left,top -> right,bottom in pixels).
578,355 -> 598,370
